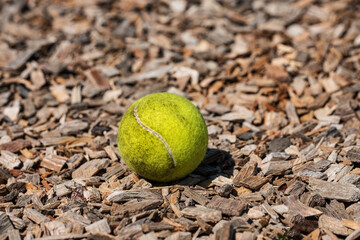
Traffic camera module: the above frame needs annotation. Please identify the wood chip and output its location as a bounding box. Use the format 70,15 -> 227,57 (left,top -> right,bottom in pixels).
0,139 -> 31,152
310,178 -> 360,202
111,200 -> 163,216
182,186 -> 209,206
206,196 -> 247,216
84,68 -> 110,89
72,158 -> 109,178
283,195 -> 322,217
107,190 -> 162,203
234,176 -> 269,190
85,218 -> 111,234
40,154 -> 67,172
319,215 -> 352,236
23,208 -> 50,224
181,205 -> 222,223
0,150 -> 21,170
0,212 -> 14,239
261,161 -> 293,176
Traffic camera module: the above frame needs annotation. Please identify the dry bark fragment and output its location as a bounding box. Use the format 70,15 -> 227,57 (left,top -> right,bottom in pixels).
261,161 -> 292,176
310,178 -> 360,202
111,200 -> 163,216
66,153 -> 84,169
104,146 -> 118,161
85,148 -> 107,159
284,181 -> 306,196
0,139 -> 31,152
103,164 -> 126,180
85,218 -> 111,234
58,120 -> 89,136
72,158 -> 109,178
206,196 -> 247,216
164,231 -> 191,240
182,186 -> 208,206
58,211 -> 91,227
233,161 -> 257,185
34,234 -> 87,239
325,200 -> 350,220
0,150 -> 21,170
283,196 -> 322,217
30,69 -> 46,90
234,176 -> 269,190
107,190 -> 162,202
23,208 -> 50,224
43,220 -> 72,236
0,212 -> 14,239
0,168 -> 11,184
141,222 -> 174,233
265,64 -> 290,82
325,164 -> 352,182
40,154 -> 67,172
318,215 -> 352,236
347,149 -> 360,162
262,152 -> 290,163
323,48 -> 342,73
118,65 -> 174,84
308,93 -> 329,110
7,229 -> 21,240
262,202 -> 279,220
285,102 -> 300,125
50,85 -> 70,102
196,216 -> 212,234
346,228 -> 360,240
214,223 -> 234,240
40,136 -> 76,146
181,205 -> 222,223
84,68 -> 110,89
7,43 -> 46,70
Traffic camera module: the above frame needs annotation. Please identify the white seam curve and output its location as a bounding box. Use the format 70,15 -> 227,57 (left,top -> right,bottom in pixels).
133,102 -> 175,170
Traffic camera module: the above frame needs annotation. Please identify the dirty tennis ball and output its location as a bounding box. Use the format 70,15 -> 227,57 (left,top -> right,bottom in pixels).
117,92 -> 208,182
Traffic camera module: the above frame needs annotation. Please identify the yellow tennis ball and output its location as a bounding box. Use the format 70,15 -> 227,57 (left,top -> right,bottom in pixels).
117,92 -> 208,182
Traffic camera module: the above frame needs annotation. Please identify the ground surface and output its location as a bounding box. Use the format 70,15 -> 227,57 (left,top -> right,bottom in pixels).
1,0 -> 360,239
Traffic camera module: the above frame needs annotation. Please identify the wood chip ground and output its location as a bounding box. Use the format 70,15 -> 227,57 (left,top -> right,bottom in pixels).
1,0 -> 360,239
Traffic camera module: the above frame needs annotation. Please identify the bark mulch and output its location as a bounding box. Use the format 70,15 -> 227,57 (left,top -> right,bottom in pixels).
1,0 -> 360,239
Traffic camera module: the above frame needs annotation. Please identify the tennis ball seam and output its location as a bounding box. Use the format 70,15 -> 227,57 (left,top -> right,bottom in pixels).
133,102 -> 176,171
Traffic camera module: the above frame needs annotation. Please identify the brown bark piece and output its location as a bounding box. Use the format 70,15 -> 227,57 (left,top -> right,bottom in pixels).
0,212 -> 14,239
0,139 -> 31,152
283,195 -> 322,217
310,178 -> 360,202
111,200 -> 163,216
40,154 -> 67,172
318,215 -> 352,236
181,205 -> 222,223
234,176 -> 269,190
23,208 -> 50,224
84,68 -> 110,89
207,196 -> 247,216
72,158 -> 109,178
85,218 -> 111,234
182,186 -> 209,206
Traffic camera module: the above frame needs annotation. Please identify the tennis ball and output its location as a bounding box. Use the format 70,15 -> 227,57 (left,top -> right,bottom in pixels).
117,92 -> 208,182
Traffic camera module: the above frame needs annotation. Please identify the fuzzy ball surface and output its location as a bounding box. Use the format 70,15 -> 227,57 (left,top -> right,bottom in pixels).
117,92 -> 208,182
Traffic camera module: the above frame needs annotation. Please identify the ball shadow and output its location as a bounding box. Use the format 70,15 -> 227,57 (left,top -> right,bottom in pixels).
148,148 -> 235,187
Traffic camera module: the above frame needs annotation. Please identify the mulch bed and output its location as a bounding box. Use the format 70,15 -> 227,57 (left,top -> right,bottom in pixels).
1,0 -> 360,239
